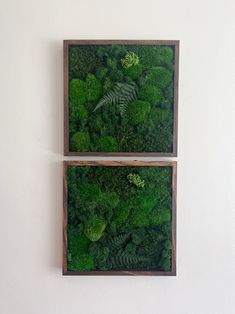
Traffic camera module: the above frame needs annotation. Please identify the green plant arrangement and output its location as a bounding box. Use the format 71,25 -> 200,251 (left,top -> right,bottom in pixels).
65,41 -> 179,154
64,162 -> 176,274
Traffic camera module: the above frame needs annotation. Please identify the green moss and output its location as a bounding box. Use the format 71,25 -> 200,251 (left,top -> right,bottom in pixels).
79,184 -> 101,203
70,104 -> 88,123
69,79 -> 86,106
70,132 -> 90,151
103,77 -> 113,93
69,48 -> 79,79
139,84 -> 164,105
130,190 -> 158,227
124,63 -> 143,80
159,47 -> 174,65
107,58 -> 117,70
72,46 -> 101,80
68,253 -> 94,271
68,234 -> 90,255
146,66 -> 172,89
109,69 -> 124,82
151,209 -> 171,225
96,67 -> 109,81
84,215 -> 107,241
85,74 -> 102,102
96,136 -> 118,152
127,100 -> 151,125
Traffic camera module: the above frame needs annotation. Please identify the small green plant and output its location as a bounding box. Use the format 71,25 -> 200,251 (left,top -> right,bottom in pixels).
70,132 -> 90,151
127,173 -> 145,188
94,82 -> 138,116
121,51 -> 139,69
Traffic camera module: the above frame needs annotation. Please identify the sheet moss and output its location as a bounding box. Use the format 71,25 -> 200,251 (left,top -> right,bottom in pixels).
68,44 -> 175,152
67,165 -> 173,271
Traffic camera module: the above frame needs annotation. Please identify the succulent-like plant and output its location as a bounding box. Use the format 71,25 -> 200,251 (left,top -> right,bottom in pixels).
121,51 -> 140,69
127,173 -> 145,188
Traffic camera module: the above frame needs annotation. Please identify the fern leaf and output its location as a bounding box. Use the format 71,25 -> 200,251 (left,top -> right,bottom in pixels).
109,251 -> 150,269
106,233 -> 130,251
93,82 -> 138,114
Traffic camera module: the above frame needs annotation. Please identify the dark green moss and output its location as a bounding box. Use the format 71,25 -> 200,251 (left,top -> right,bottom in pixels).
96,136 -> 118,152
124,63 -> 143,80
70,131 -> 90,152
127,100 -> 151,125
146,66 -> 172,89
85,74 -> 102,103
139,84 -> 164,105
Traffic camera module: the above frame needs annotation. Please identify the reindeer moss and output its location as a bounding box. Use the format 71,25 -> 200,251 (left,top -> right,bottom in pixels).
67,165 -> 173,272
68,44 -> 175,152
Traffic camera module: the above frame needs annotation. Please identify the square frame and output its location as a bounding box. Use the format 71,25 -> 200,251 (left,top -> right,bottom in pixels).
64,40 -> 179,156
63,160 -> 177,276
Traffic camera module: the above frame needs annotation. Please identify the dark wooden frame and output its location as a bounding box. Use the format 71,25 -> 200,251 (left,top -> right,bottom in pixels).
64,40 -> 179,156
63,160 -> 177,276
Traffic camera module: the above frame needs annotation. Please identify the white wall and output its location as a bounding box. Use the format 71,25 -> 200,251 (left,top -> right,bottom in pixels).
0,0 -> 234,313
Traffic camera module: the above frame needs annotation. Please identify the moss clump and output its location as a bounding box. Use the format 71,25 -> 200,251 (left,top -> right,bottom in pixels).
96,67 -> 108,81
70,132 -> 90,151
85,74 -> 102,102
69,79 -> 86,106
124,63 -> 143,80
139,84 -> 164,105
68,234 -> 90,255
79,184 -> 101,203
146,66 -> 172,89
96,136 -> 118,152
70,46 -> 101,80
109,69 -> 124,82
84,215 -> 107,241
127,100 -> 151,125
68,253 -> 94,271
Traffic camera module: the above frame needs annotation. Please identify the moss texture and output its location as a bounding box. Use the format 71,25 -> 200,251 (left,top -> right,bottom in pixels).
68,44 -> 175,152
67,165 -> 173,271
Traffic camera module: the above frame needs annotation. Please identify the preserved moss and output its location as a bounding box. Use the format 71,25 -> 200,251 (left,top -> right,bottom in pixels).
67,165 -> 173,271
68,44 -> 175,152
70,132 -> 90,152
127,100 -> 151,125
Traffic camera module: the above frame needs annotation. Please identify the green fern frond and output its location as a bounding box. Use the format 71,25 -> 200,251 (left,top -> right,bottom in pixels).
106,233 -> 130,251
109,251 -> 150,269
93,82 -> 138,116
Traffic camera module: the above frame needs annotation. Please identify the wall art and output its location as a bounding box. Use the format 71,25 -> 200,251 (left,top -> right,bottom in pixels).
64,40 -> 179,156
63,161 -> 177,276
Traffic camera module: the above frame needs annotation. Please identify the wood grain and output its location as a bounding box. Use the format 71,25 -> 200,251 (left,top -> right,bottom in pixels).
63,161 -> 177,276
63,40 -> 179,156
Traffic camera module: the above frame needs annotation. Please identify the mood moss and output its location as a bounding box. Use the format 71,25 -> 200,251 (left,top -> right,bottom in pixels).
68,44 -> 175,153
67,165 -> 173,272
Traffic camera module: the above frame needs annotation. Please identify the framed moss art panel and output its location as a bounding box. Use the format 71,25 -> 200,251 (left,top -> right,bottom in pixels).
63,161 -> 177,276
64,40 -> 179,156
